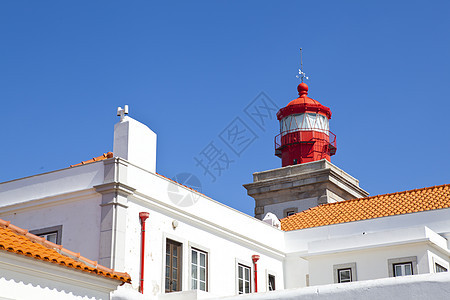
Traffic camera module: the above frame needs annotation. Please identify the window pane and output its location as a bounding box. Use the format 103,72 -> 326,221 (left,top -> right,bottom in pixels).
192,265 -> 197,279
173,247 -> 177,257
238,279 -> 243,293
166,266 -> 170,278
436,263 -> 448,273
268,274 -> 275,291
395,265 -> 402,276
172,280 -> 177,291
172,268 -> 177,280
297,114 -> 306,130
192,279 -> 197,289
166,254 -> 170,266
165,278 -> 170,289
200,281 -> 206,291
245,268 -> 250,281
200,253 -> 206,267
405,264 -> 412,275
46,233 -> 57,244
245,281 -> 250,293
238,266 -> 243,279
192,250 -> 197,264
173,257 -> 177,267
200,267 -> 205,281
308,113 -> 317,128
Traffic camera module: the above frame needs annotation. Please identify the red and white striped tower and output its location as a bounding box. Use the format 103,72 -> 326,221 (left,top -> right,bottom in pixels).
275,82 -> 337,167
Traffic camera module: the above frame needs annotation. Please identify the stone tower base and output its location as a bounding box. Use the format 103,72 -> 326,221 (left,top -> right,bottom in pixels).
243,159 -> 369,220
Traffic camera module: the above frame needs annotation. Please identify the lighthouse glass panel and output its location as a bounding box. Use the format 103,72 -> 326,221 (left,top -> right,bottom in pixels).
280,113 -> 329,135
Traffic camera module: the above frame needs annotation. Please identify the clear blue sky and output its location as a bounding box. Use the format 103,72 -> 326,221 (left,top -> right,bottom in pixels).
1,1 -> 449,215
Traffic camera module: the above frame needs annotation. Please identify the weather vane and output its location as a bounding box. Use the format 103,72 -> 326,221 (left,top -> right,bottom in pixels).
296,48 -> 309,82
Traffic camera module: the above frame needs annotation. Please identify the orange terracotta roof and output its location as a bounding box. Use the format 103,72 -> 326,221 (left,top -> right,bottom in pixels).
70,152 -> 113,167
281,184 -> 450,231
0,219 -> 131,283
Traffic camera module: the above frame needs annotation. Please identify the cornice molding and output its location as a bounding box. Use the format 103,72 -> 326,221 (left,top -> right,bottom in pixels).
94,182 -> 136,208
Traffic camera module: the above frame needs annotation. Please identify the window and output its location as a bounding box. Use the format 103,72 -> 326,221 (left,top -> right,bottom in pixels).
268,274 -> 276,291
338,268 -> 352,283
30,225 -> 62,245
283,207 -> 298,218
393,262 -> 413,276
286,211 -> 295,217
40,232 -> 58,244
165,239 -> 182,293
238,264 -> 251,294
191,248 -> 207,291
280,113 -> 329,135
333,262 -> 356,283
388,256 -> 417,277
435,263 -> 448,273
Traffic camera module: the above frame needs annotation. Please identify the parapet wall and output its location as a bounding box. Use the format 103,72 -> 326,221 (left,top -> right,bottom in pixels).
221,272 -> 450,300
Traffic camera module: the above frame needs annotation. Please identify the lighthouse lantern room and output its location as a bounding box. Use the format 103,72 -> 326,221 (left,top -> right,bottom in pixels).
275,82 -> 337,167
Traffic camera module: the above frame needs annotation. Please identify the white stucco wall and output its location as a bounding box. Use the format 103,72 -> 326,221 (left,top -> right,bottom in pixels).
0,194 -> 102,260
283,212 -> 450,288
0,162 -> 104,206
119,165 -> 286,298
307,243 -> 433,286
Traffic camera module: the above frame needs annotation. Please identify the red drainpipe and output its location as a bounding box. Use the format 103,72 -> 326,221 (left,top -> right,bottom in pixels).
252,255 -> 260,293
139,212 -> 150,294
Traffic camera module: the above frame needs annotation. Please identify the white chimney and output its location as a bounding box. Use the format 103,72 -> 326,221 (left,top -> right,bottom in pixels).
113,106 -> 157,173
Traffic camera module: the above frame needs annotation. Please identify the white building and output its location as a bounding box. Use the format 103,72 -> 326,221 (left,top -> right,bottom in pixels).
0,86 -> 449,299
0,218 -> 130,300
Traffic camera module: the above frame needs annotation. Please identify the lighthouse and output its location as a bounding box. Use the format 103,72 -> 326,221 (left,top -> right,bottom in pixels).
244,69 -> 368,220
275,82 -> 336,167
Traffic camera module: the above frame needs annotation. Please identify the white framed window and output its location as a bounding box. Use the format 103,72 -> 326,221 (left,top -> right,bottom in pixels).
333,262 -> 356,283
338,268 -> 352,283
191,248 -> 207,291
394,262 -> 413,277
435,263 -> 448,273
432,255 -> 449,273
388,256 -> 417,277
30,225 -> 62,245
238,264 -> 251,294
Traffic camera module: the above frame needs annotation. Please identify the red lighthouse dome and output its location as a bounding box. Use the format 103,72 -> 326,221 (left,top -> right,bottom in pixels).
275,83 -> 337,167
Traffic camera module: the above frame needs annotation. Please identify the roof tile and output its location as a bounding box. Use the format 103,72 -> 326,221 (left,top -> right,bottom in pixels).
0,219 -> 131,283
281,184 -> 450,231
70,152 -> 113,167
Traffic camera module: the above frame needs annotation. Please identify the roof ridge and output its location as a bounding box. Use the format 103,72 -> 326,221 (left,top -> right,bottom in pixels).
0,218 -> 131,283
308,183 -> 450,210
